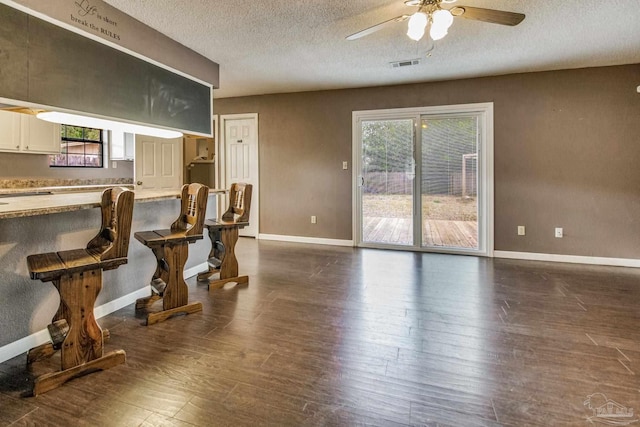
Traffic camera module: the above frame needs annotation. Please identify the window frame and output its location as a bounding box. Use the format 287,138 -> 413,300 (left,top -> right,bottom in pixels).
49,124 -> 105,168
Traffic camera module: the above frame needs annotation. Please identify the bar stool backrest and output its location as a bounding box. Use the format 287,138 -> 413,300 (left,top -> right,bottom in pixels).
171,183 -> 209,236
86,187 -> 135,261
221,183 -> 252,223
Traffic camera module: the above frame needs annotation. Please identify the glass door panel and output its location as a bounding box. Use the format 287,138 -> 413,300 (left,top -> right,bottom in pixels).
361,119 -> 414,246
420,116 -> 479,250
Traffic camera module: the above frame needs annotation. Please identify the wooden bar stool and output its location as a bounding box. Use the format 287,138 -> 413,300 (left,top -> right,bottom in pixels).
26,187 -> 134,396
197,183 -> 252,290
134,183 -> 209,325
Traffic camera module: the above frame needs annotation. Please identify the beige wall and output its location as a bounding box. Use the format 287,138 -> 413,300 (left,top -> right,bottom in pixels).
214,64 -> 640,259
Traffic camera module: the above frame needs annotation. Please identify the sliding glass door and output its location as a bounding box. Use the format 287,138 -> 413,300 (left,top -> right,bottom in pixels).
360,119 -> 414,246
420,115 -> 479,250
354,104 -> 492,256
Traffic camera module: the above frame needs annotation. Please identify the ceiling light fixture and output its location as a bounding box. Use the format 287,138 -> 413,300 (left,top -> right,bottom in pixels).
37,111 -> 183,139
407,12 -> 428,41
405,0 -> 455,42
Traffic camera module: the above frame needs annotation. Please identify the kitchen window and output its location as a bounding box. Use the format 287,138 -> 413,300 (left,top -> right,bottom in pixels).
49,125 -> 104,168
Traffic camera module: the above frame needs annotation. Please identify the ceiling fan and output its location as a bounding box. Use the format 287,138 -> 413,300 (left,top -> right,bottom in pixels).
346,0 -> 525,42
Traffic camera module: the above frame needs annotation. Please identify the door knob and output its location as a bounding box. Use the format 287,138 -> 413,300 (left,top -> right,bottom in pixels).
136,181 -> 143,185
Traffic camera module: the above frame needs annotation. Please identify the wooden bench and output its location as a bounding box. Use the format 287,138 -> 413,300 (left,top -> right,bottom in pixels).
26,187 -> 134,396
197,183 -> 252,289
134,183 -> 209,325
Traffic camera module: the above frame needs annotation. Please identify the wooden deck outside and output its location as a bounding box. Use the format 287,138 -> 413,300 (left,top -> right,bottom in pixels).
363,217 -> 478,248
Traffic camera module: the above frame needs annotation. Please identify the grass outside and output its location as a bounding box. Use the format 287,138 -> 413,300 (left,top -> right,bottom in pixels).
363,194 -> 477,221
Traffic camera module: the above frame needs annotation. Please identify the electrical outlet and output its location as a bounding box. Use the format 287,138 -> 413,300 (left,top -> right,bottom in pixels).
555,227 -> 563,238
311,215 -> 317,224
112,161 -> 117,169
517,226 -> 525,236
342,161 -> 348,170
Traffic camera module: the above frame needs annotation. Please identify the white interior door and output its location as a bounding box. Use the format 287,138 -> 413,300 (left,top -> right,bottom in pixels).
135,135 -> 182,190
222,115 -> 259,237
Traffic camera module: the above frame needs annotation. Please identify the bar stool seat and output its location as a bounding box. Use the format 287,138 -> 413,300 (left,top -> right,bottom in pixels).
197,183 -> 252,289
26,187 -> 134,396
29,248 -> 127,280
134,183 -> 209,325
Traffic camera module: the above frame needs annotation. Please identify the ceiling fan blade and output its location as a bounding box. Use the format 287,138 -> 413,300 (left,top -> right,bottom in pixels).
450,6 -> 525,26
346,15 -> 410,40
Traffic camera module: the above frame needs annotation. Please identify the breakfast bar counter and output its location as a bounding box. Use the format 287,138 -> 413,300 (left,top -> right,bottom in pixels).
0,186 -> 223,357
0,188 -> 226,219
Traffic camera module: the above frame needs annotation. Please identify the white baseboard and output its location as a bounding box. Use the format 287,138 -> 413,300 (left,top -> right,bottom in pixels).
184,262 -> 208,279
0,263 -> 209,364
94,286 -> 151,319
494,251 -> 640,268
258,234 -> 353,247
0,329 -> 51,366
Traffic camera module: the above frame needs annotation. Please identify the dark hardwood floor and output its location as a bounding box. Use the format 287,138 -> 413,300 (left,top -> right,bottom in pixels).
1,239 -> 640,426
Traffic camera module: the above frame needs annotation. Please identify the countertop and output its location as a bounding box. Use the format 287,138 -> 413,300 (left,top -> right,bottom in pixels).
0,188 -> 227,219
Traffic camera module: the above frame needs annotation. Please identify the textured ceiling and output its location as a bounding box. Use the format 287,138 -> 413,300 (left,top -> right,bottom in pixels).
103,0 -> 640,99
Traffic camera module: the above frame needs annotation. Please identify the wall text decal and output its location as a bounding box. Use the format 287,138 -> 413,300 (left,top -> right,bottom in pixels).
71,0 -> 121,41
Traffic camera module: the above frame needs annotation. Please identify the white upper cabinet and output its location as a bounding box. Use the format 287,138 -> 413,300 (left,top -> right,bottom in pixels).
0,110 -> 22,152
20,114 -> 61,153
0,111 -> 61,154
110,131 -> 135,161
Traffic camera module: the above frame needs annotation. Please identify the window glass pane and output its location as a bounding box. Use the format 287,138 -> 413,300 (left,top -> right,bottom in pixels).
361,119 -> 414,246
84,142 -> 101,155
84,128 -> 102,141
50,125 -> 104,168
65,126 -> 85,140
68,154 -> 85,166
49,154 -> 68,166
421,116 -> 478,249
84,143 -> 103,167
66,142 -> 85,154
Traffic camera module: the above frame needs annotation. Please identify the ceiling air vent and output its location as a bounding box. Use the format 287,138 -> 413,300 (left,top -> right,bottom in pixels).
390,58 -> 421,68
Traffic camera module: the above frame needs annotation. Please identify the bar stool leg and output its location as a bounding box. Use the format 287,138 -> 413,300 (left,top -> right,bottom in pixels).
197,227 -> 222,282
27,278 -> 66,363
59,270 -> 103,369
143,242 -> 202,326
135,246 -> 168,310
26,279 -> 112,364
32,269 -> 126,396
163,242 -> 190,309
199,226 -> 249,290
219,228 -> 240,279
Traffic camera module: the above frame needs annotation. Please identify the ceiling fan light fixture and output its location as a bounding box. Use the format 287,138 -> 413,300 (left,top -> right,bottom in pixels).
432,9 -> 453,29
429,24 -> 448,40
407,11 -> 428,41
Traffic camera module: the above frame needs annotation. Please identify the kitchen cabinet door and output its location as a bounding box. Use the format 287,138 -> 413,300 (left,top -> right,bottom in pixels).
0,110 -> 22,152
110,130 -> 125,160
110,131 -> 135,161
123,132 -> 135,160
20,114 -> 61,154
